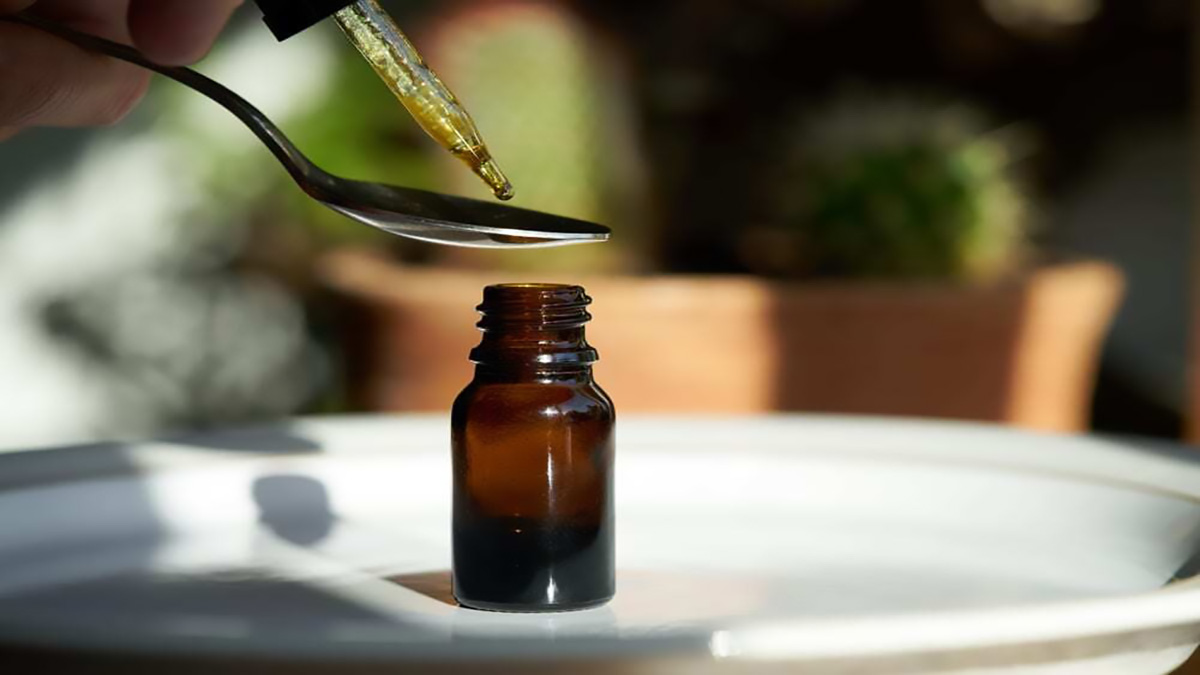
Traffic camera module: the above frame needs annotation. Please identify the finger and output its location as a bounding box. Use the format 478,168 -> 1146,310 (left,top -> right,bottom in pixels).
129,0 -> 244,65
0,23 -> 150,127
32,0 -> 133,42
0,127 -> 20,141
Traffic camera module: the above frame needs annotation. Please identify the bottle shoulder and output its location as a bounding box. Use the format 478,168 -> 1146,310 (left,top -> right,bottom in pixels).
453,378 -> 614,422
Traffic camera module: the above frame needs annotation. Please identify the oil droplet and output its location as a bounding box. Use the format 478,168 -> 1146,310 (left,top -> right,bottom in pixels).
476,157 -> 514,201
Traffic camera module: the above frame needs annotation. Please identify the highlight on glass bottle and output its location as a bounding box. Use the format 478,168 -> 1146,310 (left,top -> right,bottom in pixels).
334,0 -> 515,201
451,284 -> 615,612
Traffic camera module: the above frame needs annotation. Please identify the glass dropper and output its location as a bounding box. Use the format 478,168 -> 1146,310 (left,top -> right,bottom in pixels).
332,0 -> 514,201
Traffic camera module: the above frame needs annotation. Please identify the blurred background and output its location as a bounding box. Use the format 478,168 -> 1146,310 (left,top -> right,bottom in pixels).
0,0 -> 1188,448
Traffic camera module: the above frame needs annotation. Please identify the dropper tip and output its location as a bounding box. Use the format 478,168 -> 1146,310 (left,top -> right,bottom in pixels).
475,157 -> 515,201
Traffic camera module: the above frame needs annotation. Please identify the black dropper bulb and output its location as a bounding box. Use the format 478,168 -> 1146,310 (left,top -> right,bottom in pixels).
253,0 -> 356,41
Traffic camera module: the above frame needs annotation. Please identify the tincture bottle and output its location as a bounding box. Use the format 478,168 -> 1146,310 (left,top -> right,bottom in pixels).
451,283 -> 615,612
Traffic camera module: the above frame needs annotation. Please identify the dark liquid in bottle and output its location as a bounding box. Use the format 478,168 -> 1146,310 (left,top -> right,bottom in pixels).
452,516 -> 612,611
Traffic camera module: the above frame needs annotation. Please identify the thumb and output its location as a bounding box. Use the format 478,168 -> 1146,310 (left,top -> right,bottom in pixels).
129,0 -> 245,66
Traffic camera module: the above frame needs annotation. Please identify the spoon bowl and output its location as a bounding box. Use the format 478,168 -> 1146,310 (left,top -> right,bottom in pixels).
312,173 -> 610,248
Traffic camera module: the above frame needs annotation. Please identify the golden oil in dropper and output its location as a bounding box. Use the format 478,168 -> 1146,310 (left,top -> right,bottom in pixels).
333,0 -> 514,201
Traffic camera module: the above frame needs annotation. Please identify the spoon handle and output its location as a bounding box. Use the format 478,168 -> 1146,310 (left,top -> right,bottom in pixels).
2,12 -> 321,185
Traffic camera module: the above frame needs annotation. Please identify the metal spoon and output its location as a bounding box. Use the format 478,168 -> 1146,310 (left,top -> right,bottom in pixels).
4,13 -> 610,249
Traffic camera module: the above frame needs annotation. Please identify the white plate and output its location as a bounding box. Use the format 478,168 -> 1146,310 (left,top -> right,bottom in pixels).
1,415 -> 1200,674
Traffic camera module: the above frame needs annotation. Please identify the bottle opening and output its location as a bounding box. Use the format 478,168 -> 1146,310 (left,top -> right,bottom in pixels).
483,283 -> 588,302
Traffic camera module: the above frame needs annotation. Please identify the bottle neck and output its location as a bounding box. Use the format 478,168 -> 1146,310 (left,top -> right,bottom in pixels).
468,284 -> 598,372
473,362 -> 595,384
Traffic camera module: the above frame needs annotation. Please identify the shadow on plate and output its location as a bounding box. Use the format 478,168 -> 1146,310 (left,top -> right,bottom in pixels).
164,423 -> 322,454
252,474 -> 337,548
389,570 -> 456,607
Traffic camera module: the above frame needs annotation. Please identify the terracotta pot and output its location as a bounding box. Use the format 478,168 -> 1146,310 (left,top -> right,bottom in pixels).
320,250 -> 1123,433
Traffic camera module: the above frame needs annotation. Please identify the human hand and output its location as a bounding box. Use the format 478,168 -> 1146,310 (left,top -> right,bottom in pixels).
0,0 -> 244,140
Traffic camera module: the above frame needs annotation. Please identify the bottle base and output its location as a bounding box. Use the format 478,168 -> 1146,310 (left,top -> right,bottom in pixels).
455,595 -> 613,613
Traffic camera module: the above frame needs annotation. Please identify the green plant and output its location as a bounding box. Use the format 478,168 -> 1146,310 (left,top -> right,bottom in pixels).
153,22 -> 431,250
749,92 -> 1031,281
420,0 -> 648,272
273,41 -> 438,247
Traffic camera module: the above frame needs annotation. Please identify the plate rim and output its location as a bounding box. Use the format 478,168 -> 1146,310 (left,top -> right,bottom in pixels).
2,413 -> 1200,665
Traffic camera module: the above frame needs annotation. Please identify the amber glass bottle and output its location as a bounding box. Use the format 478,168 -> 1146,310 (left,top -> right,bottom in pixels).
451,283 -> 615,612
